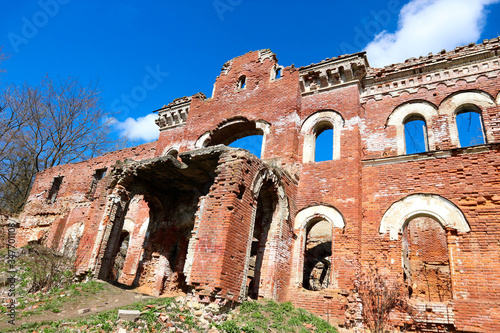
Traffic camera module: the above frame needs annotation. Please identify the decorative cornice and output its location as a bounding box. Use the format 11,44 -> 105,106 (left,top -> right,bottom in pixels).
155,93 -> 206,131
298,53 -> 368,96
362,144 -> 496,167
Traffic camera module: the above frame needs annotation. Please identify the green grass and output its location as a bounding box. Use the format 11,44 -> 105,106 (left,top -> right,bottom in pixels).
215,300 -> 337,333
4,297 -> 338,333
1,280 -> 106,318
8,297 -> 174,333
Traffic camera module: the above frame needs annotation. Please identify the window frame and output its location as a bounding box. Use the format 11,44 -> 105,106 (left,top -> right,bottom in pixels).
403,115 -> 429,154
292,205 -> 344,289
301,110 -> 343,163
454,105 -> 486,148
387,102 -> 438,155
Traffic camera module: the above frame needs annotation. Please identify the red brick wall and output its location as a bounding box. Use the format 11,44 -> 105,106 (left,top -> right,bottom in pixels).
362,148 -> 500,331
181,51 -> 302,163
16,44 -> 500,332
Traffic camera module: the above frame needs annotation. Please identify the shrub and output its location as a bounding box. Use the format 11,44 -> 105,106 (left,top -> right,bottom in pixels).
22,244 -> 75,293
353,266 -> 414,333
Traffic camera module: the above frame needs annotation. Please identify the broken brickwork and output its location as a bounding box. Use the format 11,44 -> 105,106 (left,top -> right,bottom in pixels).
17,38 -> 500,332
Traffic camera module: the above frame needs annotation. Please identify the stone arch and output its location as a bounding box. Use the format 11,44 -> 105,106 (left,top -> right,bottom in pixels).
387,101 -> 438,155
291,205 -> 345,288
194,117 -> 271,158
379,194 -> 470,241
242,167 -> 289,300
294,205 -> 345,230
301,110 -> 344,162
439,90 -> 496,147
162,144 -> 180,158
251,168 -> 289,220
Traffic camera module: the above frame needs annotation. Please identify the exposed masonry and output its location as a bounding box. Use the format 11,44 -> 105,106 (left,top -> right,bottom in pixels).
17,38 -> 500,332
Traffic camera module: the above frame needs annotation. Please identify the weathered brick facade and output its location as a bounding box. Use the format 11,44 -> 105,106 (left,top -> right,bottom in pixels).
17,38 -> 500,331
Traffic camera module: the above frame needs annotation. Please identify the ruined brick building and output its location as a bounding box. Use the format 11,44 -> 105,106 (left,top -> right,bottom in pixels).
16,38 -> 500,331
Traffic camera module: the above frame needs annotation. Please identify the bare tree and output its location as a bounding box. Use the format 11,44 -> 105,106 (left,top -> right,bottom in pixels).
353,266 -> 416,333
0,76 -> 117,213
0,46 -> 6,75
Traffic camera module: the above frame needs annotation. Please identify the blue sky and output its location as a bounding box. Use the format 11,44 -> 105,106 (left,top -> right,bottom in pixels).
1,0 -> 499,150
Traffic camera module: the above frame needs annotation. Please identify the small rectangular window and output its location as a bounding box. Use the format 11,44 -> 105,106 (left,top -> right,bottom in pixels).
47,176 -> 63,204
88,168 -> 107,199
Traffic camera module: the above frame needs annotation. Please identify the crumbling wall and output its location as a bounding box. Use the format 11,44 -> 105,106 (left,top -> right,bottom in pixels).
15,39 -> 500,332
186,149 -> 296,303
16,142 -> 156,259
180,50 -> 302,164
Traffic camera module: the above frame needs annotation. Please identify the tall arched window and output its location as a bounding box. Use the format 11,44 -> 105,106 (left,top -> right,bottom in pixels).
303,218 -> 332,290
245,169 -> 288,300
439,91 -> 495,148
314,123 -> 334,162
301,111 -> 343,163
456,107 -> 485,147
387,102 -> 438,155
380,194 -> 471,302
292,205 -> 344,289
404,115 -> 428,154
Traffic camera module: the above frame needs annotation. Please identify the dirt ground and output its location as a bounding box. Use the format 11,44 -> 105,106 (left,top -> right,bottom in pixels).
1,282 -> 154,331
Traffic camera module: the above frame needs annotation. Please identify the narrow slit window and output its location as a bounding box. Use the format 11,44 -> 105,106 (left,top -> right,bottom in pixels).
47,176 -> 63,204
456,110 -> 485,147
88,168 -> 107,199
404,117 -> 427,154
338,66 -> 346,83
238,75 -> 247,90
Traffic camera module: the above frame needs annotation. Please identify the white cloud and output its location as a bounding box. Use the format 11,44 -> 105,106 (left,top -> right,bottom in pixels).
365,0 -> 500,67
111,113 -> 159,142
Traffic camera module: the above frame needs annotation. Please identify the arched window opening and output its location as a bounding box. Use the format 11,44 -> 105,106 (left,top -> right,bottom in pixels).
167,149 -> 179,158
247,182 -> 278,300
404,116 -> 428,154
271,66 -> 282,80
402,216 -> 452,302
314,122 -> 334,162
237,75 -> 246,90
303,218 -> 332,291
229,135 -> 263,158
456,109 -> 485,147
109,230 -> 130,283
197,118 -> 270,159
338,66 -> 346,83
